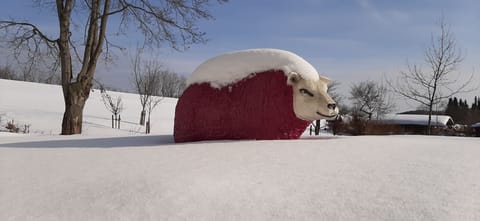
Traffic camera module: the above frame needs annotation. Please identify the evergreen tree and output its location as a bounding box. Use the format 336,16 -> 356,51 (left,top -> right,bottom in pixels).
472,96 -> 478,110
446,96 -> 480,125
463,99 -> 468,108
445,98 -> 454,114
472,96 -> 480,124
477,96 -> 480,110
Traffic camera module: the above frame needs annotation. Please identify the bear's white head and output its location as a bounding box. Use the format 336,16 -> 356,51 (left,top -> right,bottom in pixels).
287,72 -> 339,121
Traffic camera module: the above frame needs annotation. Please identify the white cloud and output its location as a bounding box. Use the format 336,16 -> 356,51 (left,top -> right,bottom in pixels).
355,0 -> 410,25
356,0 -> 386,23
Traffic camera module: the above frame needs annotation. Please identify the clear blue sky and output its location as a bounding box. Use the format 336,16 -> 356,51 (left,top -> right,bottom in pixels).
1,0 -> 479,111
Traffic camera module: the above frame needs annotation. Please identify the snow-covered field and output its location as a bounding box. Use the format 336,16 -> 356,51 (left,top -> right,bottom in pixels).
1,79 -> 479,220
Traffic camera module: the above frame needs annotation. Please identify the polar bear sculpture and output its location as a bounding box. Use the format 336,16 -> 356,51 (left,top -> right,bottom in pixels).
174,49 -> 338,142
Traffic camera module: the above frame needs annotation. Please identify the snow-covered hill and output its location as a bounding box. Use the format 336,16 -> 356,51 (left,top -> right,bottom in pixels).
1,79 -> 479,221
0,79 -> 177,136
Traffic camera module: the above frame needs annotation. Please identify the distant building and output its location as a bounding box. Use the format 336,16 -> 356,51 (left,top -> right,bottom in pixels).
378,114 -> 454,135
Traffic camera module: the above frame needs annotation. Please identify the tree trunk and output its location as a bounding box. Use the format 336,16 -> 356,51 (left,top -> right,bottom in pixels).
146,112 -> 152,134
146,121 -> 150,134
61,83 -> 87,135
140,110 -> 146,125
427,104 -> 433,135
57,0 -> 107,135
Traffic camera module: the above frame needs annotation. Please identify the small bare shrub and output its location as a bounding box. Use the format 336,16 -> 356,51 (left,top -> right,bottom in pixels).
4,119 -> 31,134
6,120 -> 19,133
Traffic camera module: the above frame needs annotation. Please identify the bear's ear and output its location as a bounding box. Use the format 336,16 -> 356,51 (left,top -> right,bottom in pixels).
319,76 -> 331,85
287,72 -> 302,85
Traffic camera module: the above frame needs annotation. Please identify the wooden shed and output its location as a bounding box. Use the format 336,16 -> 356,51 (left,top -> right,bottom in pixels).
378,114 -> 454,135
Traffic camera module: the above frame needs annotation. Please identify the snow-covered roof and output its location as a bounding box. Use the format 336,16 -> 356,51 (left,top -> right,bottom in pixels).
187,48 -> 320,88
380,114 -> 454,127
472,122 -> 480,128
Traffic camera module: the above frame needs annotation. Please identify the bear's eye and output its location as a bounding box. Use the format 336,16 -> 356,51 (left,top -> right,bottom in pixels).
299,88 -> 314,97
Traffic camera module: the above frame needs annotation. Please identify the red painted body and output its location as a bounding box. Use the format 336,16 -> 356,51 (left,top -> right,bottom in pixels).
174,71 -> 310,142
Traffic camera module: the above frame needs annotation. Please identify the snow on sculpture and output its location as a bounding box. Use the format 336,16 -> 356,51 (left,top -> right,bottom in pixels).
174,48 -> 338,142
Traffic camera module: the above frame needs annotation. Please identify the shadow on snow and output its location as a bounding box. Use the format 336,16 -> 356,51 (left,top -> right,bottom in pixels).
0,135 -> 342,149
0,135 -> 175,148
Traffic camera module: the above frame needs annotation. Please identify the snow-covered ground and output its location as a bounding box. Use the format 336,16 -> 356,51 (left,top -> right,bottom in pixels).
0,79 -> 177,136
1,79 -> 479,220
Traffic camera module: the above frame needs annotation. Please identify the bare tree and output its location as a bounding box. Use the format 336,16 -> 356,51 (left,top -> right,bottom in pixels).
145,93 -> 163,134
175,75 -> 187,98
158,70 -> 187,98
350,80 -> 394,120
387,17 -> 474,134
0,0 -> 226,135
19,62 -> 36,82
0,63 -> 17,80
100,87 -> 124,116
101,89 -> 124,129
132,50 -> 163,126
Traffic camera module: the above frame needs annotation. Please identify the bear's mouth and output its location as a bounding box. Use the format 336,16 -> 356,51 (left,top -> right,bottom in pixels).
316,111 -> 337,119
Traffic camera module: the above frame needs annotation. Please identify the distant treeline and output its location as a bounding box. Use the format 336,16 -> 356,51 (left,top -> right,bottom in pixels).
0,63 -> 187,98
445,96 -> 480,125
0,63 -> 61,85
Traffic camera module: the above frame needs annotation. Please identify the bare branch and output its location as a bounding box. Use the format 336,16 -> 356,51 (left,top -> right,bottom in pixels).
115,0 -> 226,50
69,38 -> 83,63
0,20 -> 60,82
386,16 -> 474,134
0,21 -> 57,43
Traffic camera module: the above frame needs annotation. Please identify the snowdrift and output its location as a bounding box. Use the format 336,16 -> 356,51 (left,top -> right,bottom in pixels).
1,78 -> 480,221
